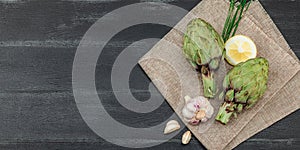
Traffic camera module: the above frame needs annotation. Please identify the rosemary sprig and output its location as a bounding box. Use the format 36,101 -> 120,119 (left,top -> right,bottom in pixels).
222,0 -> 254,42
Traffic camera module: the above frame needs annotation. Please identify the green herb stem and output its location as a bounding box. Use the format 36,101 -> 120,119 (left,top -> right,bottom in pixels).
222,1 -> 235,38
222,0 -> 253,42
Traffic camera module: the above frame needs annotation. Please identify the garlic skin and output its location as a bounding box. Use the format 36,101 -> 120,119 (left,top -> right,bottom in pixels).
182,95 -> 214,125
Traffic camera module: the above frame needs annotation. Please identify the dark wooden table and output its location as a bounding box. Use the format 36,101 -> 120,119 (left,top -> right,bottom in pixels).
0,0 -> 299,149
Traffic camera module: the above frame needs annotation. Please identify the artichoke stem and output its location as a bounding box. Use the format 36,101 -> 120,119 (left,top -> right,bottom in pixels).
201,72 -> 216,98
215,103 -> 233,124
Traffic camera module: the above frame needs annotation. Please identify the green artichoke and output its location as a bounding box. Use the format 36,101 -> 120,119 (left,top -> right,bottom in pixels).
215,57 -> 269,124
183,18 -> 224,98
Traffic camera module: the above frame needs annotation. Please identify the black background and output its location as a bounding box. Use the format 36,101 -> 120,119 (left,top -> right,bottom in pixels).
0,0 -> 299,149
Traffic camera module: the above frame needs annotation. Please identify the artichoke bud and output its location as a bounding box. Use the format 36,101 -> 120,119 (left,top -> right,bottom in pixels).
231,78 -> 243,90
235,90 -> 249,103
223,75 -> 230,88
183,18 -> 224,98
237,104 -> 243,113
216,58 -> 269,124
246,95 -> 259,108
201,66 -> 209,76
226,104 -> 235,112
233,112 -> 238,118
209,58 -> 220,70
225,89 -> 234,102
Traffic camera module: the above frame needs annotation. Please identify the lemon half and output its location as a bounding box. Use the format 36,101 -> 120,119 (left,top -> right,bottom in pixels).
225,35 -> 257,65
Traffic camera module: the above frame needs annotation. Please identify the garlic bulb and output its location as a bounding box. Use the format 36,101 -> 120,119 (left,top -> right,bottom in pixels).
182,95 -> 214,125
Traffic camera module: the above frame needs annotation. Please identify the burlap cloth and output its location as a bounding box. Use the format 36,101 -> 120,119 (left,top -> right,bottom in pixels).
139,0 -> 300,149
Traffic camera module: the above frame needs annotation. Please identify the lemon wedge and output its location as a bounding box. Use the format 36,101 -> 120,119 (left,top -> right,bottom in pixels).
225,35 -> 257,65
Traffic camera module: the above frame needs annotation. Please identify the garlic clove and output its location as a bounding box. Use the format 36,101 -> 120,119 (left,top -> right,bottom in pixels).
164,120 -> 180,134
201,117 -> 208,122
166,120 -> 179,127
189,117 -> 200,125
195,110 -> 206,120
205,105 -> 214,118
186,102 -> 197,112
196,96 -> 209,106
182,106 -> 195,119
182,131 -> 192,145
184,95 -> 192,104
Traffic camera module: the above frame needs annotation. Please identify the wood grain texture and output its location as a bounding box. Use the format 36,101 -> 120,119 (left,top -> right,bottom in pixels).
0,0 -> 299,150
